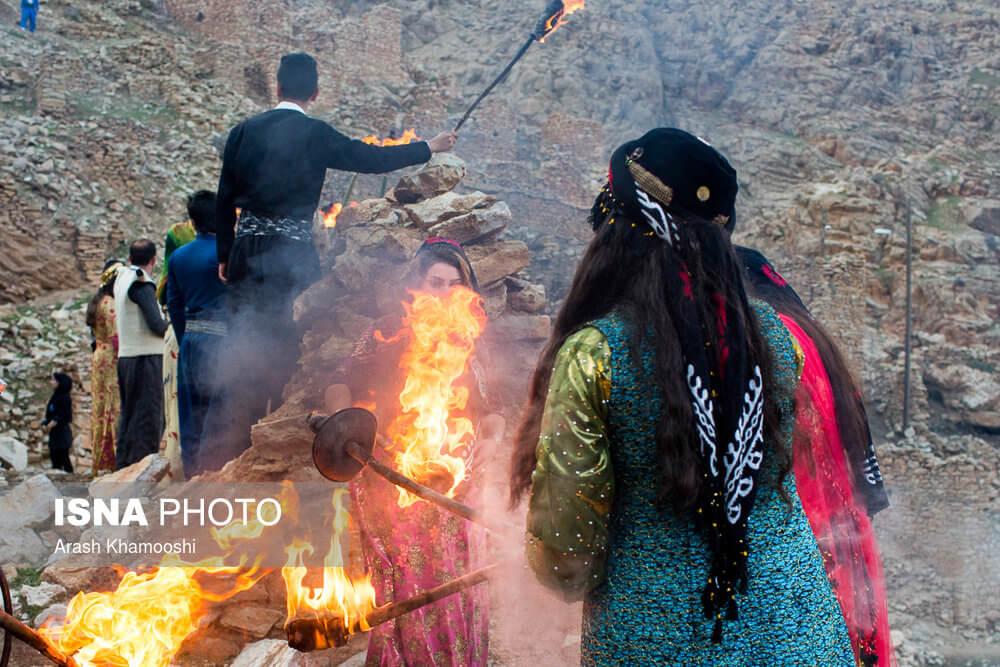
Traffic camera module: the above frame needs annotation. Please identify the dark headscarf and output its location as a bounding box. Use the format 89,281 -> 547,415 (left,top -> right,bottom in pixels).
45,372 -> 73,426
598,129 -> 763,642
413,237 -> 481,294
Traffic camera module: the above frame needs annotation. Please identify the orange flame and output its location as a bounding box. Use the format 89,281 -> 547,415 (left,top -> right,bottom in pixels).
384,287 -> 487,507
361,128 -> 420,146
322,203 -> 342,228
541,0 -> 585,42
39,556 -> 265,667
282,489 -> 377,631
322,201 -> 359,228
38,485 -> 302,666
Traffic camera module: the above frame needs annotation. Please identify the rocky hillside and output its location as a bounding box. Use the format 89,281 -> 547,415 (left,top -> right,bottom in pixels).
0,0 -> 998,664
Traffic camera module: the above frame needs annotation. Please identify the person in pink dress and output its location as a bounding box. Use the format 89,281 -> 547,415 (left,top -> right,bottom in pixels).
325,239 -> 504,666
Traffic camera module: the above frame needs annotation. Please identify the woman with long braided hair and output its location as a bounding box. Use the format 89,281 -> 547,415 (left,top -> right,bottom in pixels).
510,129 -> 854,665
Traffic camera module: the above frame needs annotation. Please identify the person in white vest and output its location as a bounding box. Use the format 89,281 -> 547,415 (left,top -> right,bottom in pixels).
114,239 -> 168,469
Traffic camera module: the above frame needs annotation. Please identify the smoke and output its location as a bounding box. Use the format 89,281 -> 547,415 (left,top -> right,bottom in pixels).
478,483 -> 585,665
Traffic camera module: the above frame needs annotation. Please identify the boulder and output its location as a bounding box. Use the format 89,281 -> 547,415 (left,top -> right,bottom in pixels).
427,201 -> 511,245
966,202 -> 1000,236
490,314 -> 552,342
0,527 -> 49,566
218,605 -> 284,640
390,153 -> 466,204
403,190 -> 494,229
88,453 -> 170,500
923,363 -> 1000,430
20,582 -> 67,609
465,240 -> 530,287
0,434 -> 28,470
506,278 -> 547,314
0,474 -> 61,529
34,602 -> 67,629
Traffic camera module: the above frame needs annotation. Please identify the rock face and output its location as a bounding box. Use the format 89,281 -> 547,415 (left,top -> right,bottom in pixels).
1,0 -> 998,663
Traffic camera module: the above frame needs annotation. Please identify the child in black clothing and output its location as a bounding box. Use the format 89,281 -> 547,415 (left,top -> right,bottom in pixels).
41,372 -> 73,472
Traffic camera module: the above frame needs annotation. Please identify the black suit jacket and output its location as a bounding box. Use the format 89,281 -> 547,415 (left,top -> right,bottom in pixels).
215,109 -> 432,263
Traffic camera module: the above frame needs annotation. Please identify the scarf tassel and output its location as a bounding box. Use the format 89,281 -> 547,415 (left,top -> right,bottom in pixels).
702,581 -> 740,644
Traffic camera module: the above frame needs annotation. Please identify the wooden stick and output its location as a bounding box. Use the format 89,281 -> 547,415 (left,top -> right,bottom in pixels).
364,562 -> 500,629
356,439 -> 515,535
454,35 -> 535,132
0,610 -> 76,667
358,439 -> 480,523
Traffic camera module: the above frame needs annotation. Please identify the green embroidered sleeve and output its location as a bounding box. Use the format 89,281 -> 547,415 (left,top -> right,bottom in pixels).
525,326 -> 614,600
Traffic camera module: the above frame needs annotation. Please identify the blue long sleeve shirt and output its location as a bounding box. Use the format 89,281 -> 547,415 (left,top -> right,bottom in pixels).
166,234 -> 227,342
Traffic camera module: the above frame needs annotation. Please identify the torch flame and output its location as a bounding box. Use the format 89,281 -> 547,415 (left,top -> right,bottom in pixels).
362,128 -> 420,146
282,489 -> 377,632
540,0 -> 585,42
322,201 -> 360,228
383,286 -> 487,507
322,203 -> 342,228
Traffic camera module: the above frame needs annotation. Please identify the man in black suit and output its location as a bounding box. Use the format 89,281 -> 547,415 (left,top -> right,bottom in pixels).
206,52 -> 457,470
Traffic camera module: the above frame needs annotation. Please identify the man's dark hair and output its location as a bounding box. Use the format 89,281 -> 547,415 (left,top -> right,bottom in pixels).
187,190 -> 217,234
129,239 -> 156,266
277,53 -> 318,101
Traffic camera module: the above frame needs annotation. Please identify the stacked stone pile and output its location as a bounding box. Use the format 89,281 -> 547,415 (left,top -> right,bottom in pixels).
276,153 -> 550,430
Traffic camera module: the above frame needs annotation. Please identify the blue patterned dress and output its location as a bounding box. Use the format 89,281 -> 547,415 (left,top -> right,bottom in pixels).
525,301 -> 855,666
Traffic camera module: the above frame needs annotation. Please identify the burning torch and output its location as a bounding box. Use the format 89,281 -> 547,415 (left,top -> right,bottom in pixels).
453,0 -> 585,132
308,409 -> 506,532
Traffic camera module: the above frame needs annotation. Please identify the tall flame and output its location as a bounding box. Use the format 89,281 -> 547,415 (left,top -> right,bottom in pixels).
361,128 -> 420,146
282,489 -> 377,632
384,287 -> 487,507
540,0 -> 585,42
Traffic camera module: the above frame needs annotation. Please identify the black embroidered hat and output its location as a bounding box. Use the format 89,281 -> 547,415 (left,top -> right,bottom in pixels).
608,128 -> 738,236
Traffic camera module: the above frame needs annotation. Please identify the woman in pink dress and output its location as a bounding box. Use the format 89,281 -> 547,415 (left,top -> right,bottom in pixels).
325,239 -> 504,666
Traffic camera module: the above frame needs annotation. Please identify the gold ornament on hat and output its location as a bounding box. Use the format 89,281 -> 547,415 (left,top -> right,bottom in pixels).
628,161 -> 673,207
697,186 -> 711,202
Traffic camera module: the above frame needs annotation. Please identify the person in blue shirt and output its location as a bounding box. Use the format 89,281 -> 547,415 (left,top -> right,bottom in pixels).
19,0 -> 38,33
166,190 -> 227,477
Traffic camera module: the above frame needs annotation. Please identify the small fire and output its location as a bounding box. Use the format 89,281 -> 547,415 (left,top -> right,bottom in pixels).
362,128 -> 420,146
384,286 -> 487,507
39,557 -> 265,667
322,201 -> 359,229
282,489 -> 377,633
540,0 -> 585,42
38,484 -> 300,666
